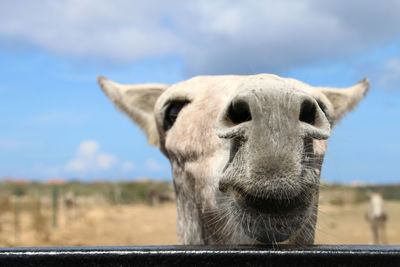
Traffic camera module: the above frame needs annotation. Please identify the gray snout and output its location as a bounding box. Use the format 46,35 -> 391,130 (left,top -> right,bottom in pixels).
215,86 -> 330,196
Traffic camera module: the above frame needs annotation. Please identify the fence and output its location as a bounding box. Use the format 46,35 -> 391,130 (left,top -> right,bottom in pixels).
0,245 -> 399,267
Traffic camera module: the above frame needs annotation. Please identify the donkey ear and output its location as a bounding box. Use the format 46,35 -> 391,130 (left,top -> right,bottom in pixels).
319,78 -> 370,124
98,75 -> 168,146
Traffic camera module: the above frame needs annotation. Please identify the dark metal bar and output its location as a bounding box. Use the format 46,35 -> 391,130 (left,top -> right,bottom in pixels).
0,245 -> 399,267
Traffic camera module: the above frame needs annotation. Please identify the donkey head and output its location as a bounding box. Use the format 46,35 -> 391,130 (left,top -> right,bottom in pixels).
99,74 -> 369,244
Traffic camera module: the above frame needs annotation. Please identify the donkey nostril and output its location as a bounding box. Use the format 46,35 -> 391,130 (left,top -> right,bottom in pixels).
227,99 -> 252,125
299,99 -> 316,125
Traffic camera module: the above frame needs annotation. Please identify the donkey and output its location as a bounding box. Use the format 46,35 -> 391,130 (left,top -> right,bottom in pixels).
366,193 -> 388,244
98,74 -> 369,245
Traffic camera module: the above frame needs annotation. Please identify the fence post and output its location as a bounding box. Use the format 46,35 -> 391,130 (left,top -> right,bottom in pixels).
52,186 -> 59,229
13,194 -> 20,245
13,186 -> 24,245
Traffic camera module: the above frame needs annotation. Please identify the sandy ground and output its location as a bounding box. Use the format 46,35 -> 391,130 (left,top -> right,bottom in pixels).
0,201 -> 399,247
316,201 -> 400,245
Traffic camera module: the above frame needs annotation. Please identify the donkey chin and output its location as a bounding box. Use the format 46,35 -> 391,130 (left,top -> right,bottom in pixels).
218,164 -> 320,244
232,186 -> 317,243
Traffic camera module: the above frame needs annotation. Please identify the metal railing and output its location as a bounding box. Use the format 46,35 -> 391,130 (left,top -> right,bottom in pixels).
0,245 -> 400,266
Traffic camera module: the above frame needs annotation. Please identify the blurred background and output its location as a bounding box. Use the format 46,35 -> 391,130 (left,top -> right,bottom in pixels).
0,0 -> 399,246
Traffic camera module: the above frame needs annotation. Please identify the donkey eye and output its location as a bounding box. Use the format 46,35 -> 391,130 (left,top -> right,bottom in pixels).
164,100 -> 190,131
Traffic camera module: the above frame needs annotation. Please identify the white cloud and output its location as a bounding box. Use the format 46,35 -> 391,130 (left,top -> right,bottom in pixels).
28,141 -> 137,178
65,158 -> 86,172
65,140 -> 118,173
0,0 -> 399,75
76,140 -> 99,158
0,0 -> 180,62
121,161 -> 135,171
97,154 -> 118,169
145,159 -> 165,171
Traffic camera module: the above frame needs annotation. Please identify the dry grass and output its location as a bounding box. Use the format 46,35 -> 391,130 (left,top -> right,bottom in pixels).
0,202 -> 178,247
0,200 -> 399,247
316,201 -> 400,244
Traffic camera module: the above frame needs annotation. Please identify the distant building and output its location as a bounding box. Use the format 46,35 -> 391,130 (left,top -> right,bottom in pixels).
46,178 -> 66,185
3,176 -> 29,184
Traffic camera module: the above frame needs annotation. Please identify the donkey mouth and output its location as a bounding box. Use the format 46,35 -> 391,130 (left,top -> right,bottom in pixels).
231,186 -> 311,215
230,186 -> 314,243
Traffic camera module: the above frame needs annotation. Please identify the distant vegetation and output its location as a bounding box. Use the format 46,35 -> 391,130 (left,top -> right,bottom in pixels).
0,180 -> 174,205
0,180 -> 398,206
320,183 -> 400,206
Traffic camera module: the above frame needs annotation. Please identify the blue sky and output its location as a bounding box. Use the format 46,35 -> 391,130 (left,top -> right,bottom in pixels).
0,1 -> 399,184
